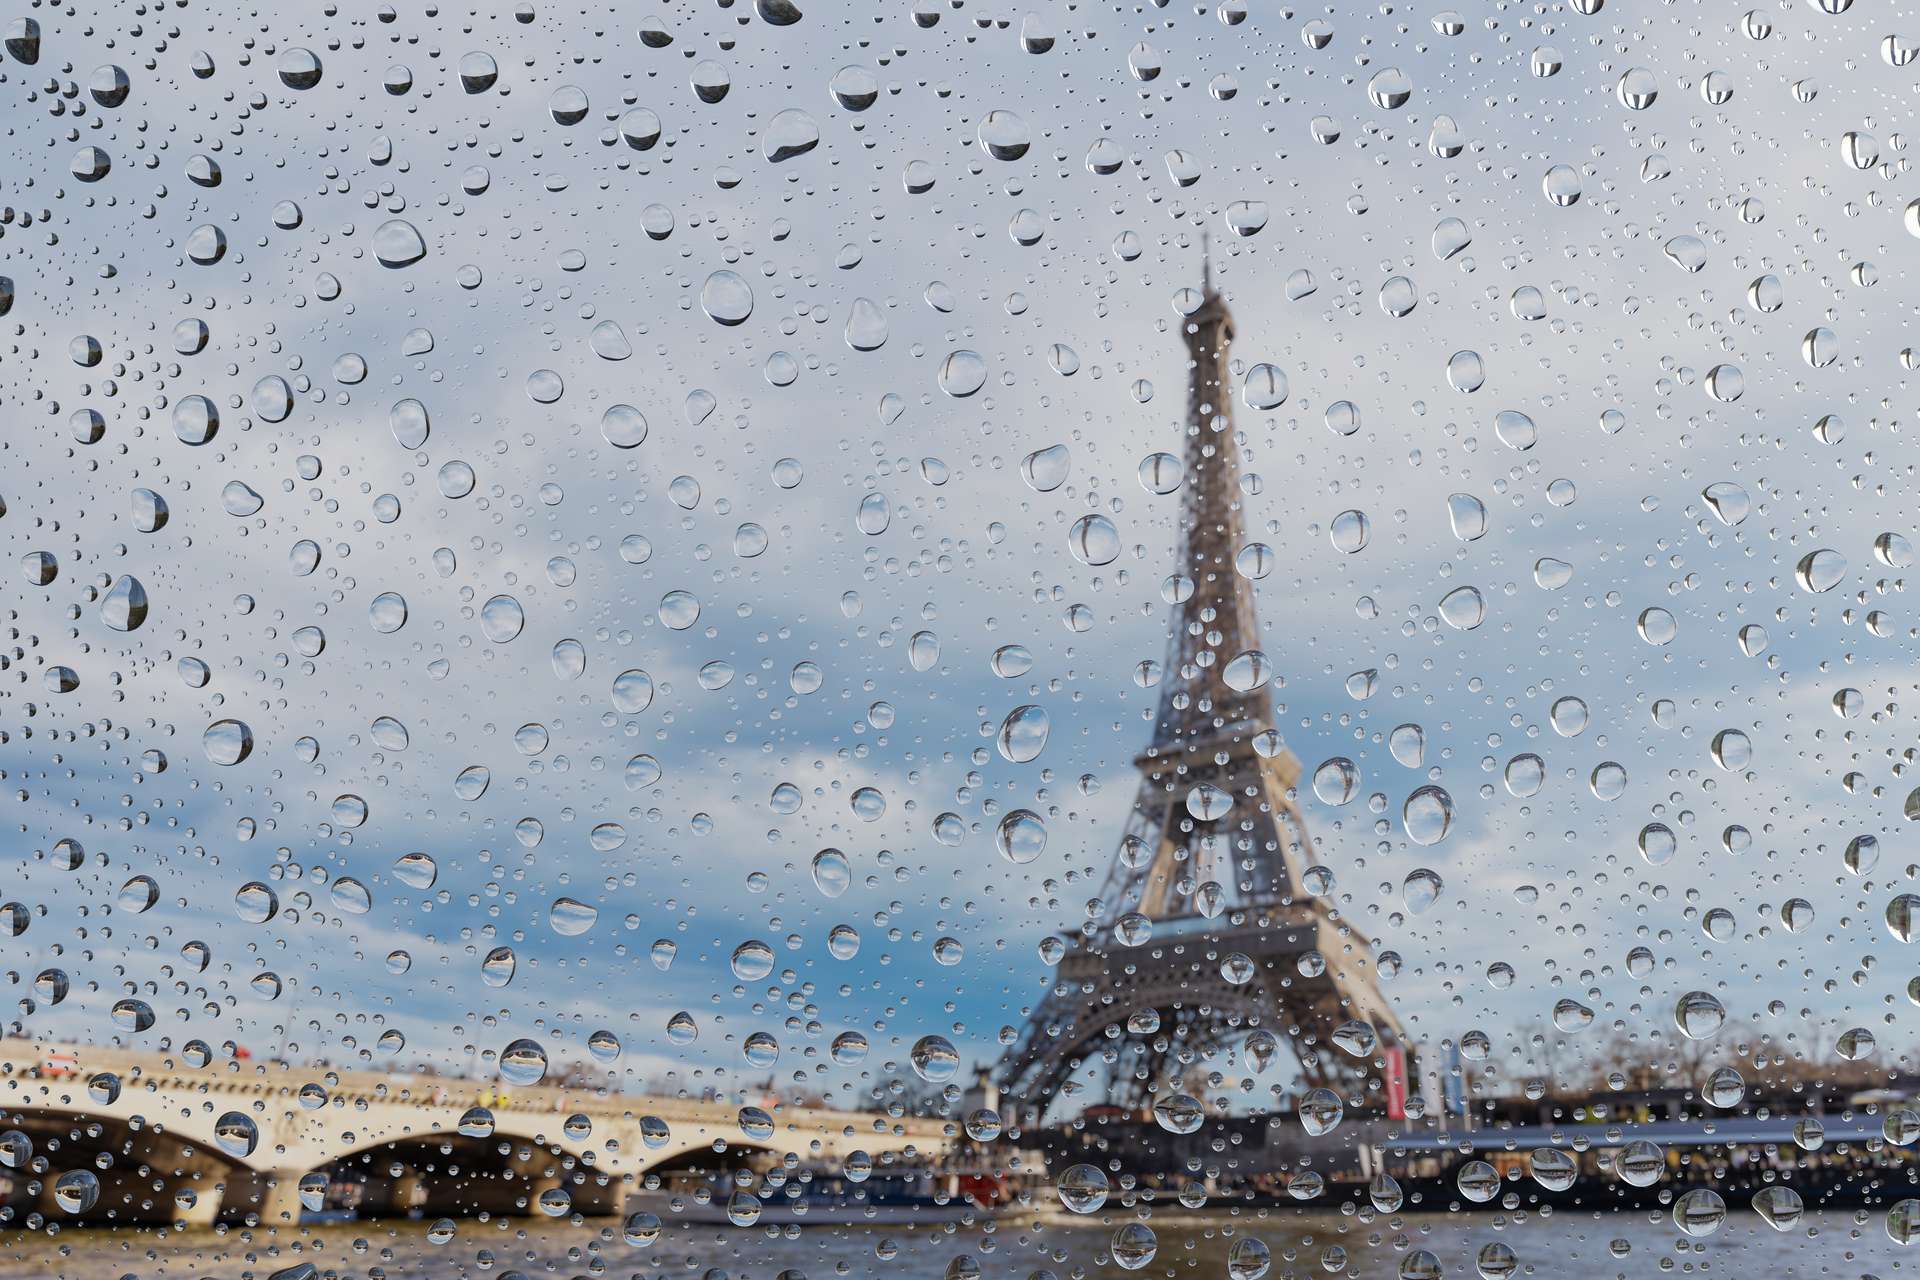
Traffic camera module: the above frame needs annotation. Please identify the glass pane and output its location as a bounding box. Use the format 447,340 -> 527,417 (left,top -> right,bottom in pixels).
0,0 -> 1910,1274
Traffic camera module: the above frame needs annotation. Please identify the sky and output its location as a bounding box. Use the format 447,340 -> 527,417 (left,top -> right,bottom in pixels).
1,0 -> 1918,1120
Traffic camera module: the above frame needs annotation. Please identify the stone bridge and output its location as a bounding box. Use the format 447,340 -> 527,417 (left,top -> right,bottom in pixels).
0,1039 -> 951,1228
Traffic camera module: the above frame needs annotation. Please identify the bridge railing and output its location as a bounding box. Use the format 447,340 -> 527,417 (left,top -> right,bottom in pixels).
0,1038 -> 948,1138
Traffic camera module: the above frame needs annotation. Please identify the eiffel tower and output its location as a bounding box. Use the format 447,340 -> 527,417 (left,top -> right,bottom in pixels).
997,261 -> 1406,1122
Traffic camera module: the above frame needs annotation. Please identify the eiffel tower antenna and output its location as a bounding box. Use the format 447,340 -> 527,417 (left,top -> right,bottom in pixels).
997,270 -> 1406,1126
1201,227 -> 1212,294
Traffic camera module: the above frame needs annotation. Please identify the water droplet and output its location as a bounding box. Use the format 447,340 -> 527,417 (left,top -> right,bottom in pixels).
499,1038 -> 548,1086
701,270 -> 754,325
978,110 -> 1031,160
1313,758 -> 1360,805
1057,1164 -> 1109,1213
1366,67 -> 1413,109
1330,509 -> 1370,553
844,297 -> 888,351
909,1034 -> 960,1081
1067,513 -> 1121,565
1636,607 -> 1677,645
1388,724 -> 1426,768
1021,444 -> 1071,492
1710,728 -> 1751,771
833,494 -> 888,545
1222,649 -> 1271,693
938,349 -> 987,397
1673,1188 -> 1726,1237
373,218 -> 427,270
480,594 -> 524,642
278,48 -> 324,89
204,719 -> 254,766
1299,1088 -> 1344,1136
1705,363 -> 1745,402
996,809 -> 1047,863
996,705 -> 1050,762
1438,586 -> 1485,629
101,576 -> 148,631
764,108 -> 821,161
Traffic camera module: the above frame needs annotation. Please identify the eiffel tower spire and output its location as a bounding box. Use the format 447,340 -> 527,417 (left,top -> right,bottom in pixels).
997,261 -> 1405,1124
1148,263 -> 1274,751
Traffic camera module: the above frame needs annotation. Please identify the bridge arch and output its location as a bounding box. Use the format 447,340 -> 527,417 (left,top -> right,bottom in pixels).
0,1076 -> 276,1169
308,1109 -> 600,1168
307,1124 -> 623,1219
0,1106 -> 248,1226
997,945 -> 1392,1125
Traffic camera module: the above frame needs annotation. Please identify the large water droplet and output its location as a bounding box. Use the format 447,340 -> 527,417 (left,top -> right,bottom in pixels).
996,705 -> 1050,762
373,219 -> 427,268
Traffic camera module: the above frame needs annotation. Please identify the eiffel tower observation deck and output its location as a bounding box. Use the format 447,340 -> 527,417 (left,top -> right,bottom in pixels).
998,264 -> 1407,1122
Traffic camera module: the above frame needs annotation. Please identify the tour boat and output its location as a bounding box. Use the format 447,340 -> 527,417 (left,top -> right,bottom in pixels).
627,1168 -> 1006,1227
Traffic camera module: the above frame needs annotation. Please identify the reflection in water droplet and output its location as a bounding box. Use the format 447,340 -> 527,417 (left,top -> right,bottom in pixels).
204,719 -> 254,765
602,667 -> 655,717
1312,758 -> 1360,805
1795,548 -> 1847,592
1636,607 -> 1677,645
480,594 -> 524,642
701,270 -> 754,325
1329,509 -> 1370,553
1067,514 -> 1121,565
1674,990 -> 1726,1039
1021,444 -> 1071,492
101,576 -> 148,631
1388,724 -> 1425,768
539,897 -> 594,938
499,1038 -> 548,1086
373,219 -> 427,268
658,590 -> 701,630
1493,408 -> 1538,450
1299,1088 -> 1344,1136
1550,697 -> 1589,737
763,108 -> 820,161
1710,728 -> 1752,771
1403,789 -> 1453,846
856,492 -> 891,535
1533,557 -> 1573,590
977,110 -> 1031,160
938,350 -> 987,397
844,297 -> 888,351
600,404 -> 647,449
996,705 -> 1050,763
1504,753 -> 1545,797
1673,1188 -> 1727,1237
1438,585 -> 1485,629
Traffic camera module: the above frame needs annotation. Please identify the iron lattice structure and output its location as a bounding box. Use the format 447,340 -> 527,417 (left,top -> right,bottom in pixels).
998,275 -> 1406,1120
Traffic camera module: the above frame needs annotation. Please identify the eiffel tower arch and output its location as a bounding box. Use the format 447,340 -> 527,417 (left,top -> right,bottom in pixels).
998,267 -> 1407,1123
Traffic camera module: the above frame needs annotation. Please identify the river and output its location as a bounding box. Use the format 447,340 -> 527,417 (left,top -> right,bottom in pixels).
0,1209 -> 1901,1280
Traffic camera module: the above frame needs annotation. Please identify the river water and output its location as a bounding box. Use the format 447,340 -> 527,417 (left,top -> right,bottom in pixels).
0,1210 -> 1902,1280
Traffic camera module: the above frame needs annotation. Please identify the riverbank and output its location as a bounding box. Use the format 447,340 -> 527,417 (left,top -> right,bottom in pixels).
0,1208 -> 1900,1280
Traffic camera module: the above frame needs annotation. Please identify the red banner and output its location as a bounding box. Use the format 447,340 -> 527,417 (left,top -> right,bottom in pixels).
1383,1044 -> 1408,1120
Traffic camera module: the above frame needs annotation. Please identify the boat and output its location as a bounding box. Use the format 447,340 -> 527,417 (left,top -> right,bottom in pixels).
628,1168 -> 1005,1227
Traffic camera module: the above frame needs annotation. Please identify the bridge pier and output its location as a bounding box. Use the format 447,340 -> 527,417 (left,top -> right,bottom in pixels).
344,1163 -> 562,1218
221,1168 -> 307,1228
172,1185 -> 221,1228
526,1169 -> 565,1216
388,1172 -> 425,1215
568,1173 -> 627,1218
